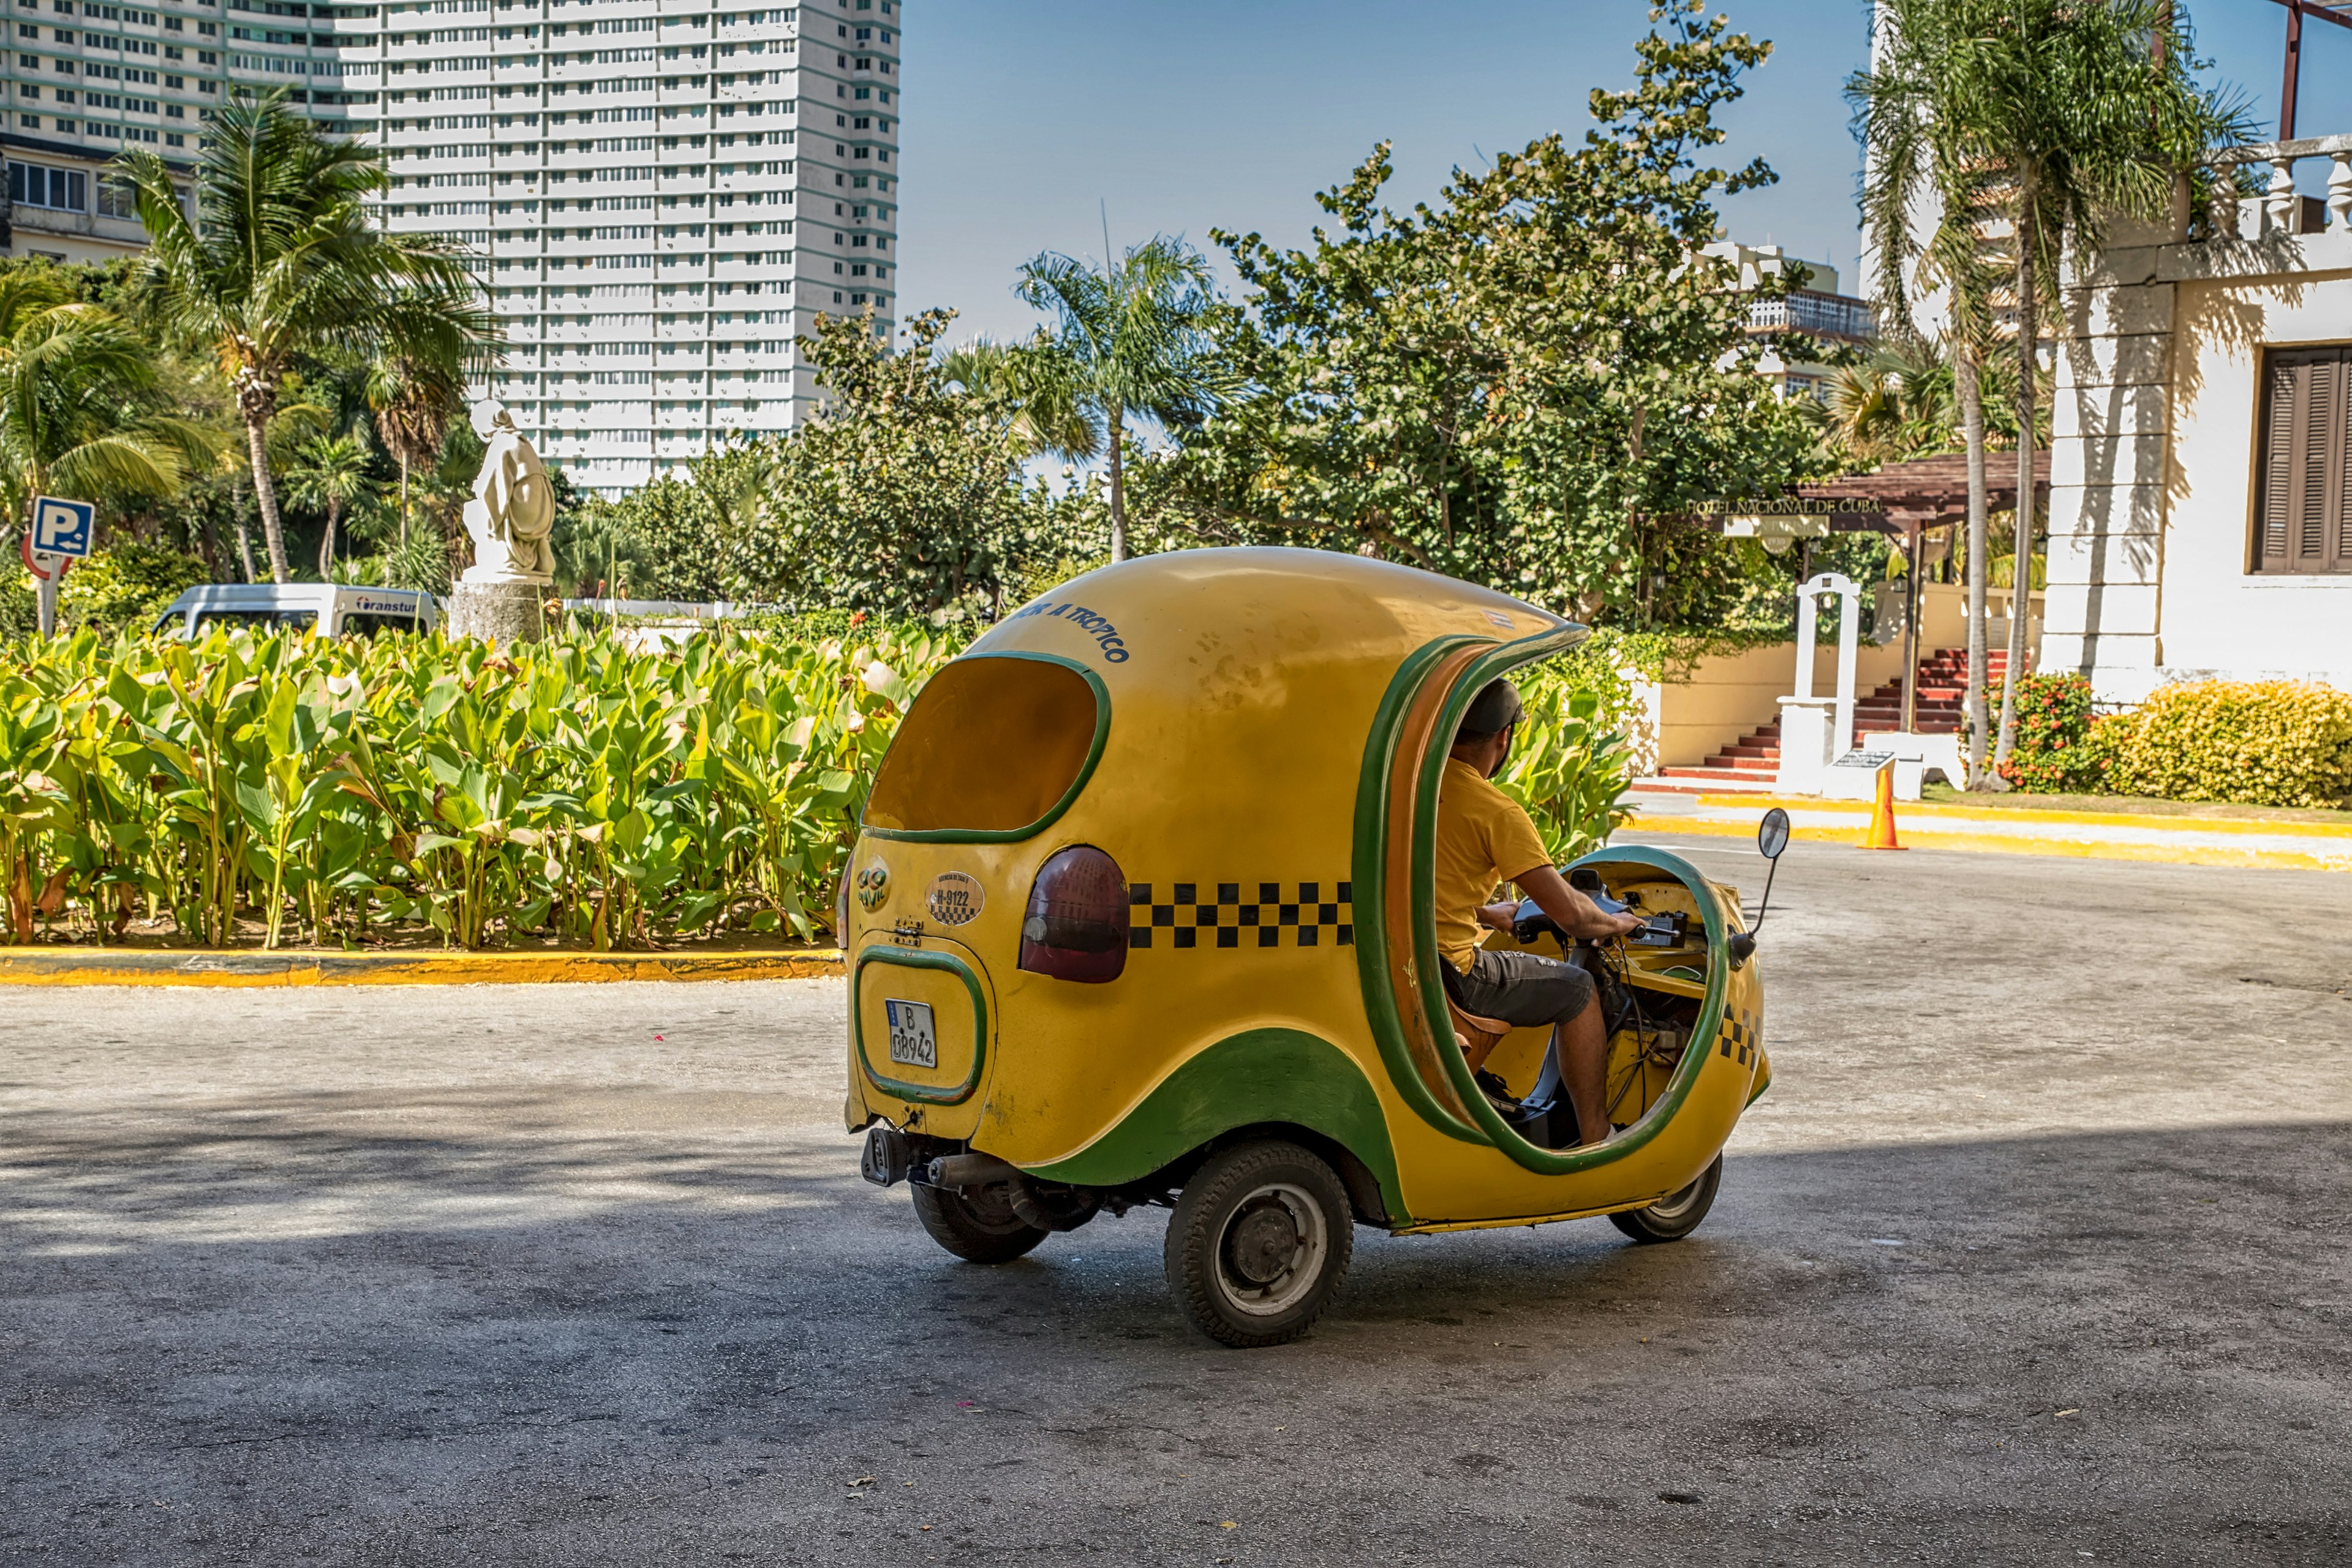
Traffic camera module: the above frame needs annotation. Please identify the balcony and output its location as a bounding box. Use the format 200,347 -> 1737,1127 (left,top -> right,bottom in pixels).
1744,289 -> 1876,344
2208,134 -> 2352,236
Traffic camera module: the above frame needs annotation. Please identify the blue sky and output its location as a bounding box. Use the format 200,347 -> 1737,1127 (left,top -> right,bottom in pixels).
894,0 -> 2333,349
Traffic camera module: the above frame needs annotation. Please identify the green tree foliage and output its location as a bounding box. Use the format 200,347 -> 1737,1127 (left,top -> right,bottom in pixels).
284,434 -> 370,579
55,542 -> 207,636
1137,5 -> 1817,627
119,87 -> 499,584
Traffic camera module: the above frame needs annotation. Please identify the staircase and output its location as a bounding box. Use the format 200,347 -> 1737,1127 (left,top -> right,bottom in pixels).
1647,648 -> 2019,792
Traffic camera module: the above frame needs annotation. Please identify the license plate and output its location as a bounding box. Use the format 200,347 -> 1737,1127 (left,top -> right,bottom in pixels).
884,999 -> 938,1068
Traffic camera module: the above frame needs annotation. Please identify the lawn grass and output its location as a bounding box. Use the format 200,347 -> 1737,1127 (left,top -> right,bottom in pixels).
1919,783 -> 2352,826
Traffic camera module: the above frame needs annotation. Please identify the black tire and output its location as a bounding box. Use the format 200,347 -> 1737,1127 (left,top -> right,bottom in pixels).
1164,1140 -> 1354,1348
911,1179 -> 1049,1264
1608,1155 -> 1722,1244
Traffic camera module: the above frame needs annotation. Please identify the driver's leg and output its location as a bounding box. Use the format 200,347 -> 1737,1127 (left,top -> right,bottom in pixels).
1554,993 -> 1611,1148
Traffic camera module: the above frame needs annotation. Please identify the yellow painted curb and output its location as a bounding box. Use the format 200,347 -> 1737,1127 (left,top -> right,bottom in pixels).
1689,793 -> 2352,840
1622,814 -> 2352,873
0,948 -> 846,988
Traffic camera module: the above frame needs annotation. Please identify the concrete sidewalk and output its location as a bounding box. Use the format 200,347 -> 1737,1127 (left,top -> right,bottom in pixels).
1621,790 -> 2352,872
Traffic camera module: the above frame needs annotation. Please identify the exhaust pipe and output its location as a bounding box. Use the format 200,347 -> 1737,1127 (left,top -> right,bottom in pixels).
925,1150 -> 1022,1190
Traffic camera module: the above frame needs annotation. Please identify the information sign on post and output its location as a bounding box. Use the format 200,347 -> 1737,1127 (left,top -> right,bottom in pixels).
32,496 -> 94,560
24,494 -> 94,636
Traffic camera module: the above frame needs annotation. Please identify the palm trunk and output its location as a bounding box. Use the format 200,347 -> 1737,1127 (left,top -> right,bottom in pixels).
1955,347 -> 1992,786
234,508 -> 258,584
318,500 -> 339,579
244,415 -> 292,583
1106,402 -> 1127,564
1105,404 -> 1133,571
1994,193 -> 2040,771
399,457 -> 410,549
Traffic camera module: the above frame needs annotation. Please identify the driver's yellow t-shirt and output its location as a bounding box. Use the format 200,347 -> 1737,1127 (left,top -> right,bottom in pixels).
1433,757 -> 1553,973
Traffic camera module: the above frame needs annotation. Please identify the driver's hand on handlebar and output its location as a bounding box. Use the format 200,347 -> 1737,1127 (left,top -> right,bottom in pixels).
1515,865 -> 1645,944
1590,908 -> 1646,941
1476,900 -> 1520,933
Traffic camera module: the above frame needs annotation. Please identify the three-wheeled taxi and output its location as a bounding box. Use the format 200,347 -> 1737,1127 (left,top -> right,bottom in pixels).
846,548 -> 1777,1347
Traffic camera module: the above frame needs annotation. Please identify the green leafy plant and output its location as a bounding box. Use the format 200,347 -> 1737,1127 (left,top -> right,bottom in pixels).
0,624 -> 954,949
1494,663 -> 1637,863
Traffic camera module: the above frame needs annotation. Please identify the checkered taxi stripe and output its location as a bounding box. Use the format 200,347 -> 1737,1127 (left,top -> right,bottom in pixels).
1128,883 -> 1354,949
1719,1008 -> 1761,1065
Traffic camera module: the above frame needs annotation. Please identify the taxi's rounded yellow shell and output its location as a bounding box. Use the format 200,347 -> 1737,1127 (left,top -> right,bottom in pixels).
842,546 -> 1766,1235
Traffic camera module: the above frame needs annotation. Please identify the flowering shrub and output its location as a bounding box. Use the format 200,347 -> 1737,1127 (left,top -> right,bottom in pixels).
2096,680 -> 2352,809
1991,672 -> 2104,793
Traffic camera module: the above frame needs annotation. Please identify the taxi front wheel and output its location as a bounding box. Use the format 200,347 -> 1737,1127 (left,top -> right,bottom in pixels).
1607,1155 -> 1723,1244
1165,1140 -> 1354,1349
911,1180 -> 1049,1265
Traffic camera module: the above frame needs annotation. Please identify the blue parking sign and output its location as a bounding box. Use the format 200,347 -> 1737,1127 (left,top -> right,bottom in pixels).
31,496 -> 94,559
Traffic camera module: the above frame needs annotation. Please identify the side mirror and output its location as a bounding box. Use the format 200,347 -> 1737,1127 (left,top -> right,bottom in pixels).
1733,809 -> 1790,969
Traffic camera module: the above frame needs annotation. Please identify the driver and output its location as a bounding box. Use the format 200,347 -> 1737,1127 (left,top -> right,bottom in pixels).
1435,678 -> 1645,1148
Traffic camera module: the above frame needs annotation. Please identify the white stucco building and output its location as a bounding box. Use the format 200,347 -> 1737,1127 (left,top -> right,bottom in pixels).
2041,136 -> 2352,701
0,0 -> 903,498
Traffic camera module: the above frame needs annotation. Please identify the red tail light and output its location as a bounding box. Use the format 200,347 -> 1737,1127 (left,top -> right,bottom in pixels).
1019,845 -> 1128,983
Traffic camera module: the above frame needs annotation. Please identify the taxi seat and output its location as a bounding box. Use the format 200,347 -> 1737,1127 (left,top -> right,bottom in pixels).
1446,998 -> 1511,1073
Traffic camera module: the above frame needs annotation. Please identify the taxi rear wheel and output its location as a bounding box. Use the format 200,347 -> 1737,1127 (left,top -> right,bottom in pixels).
1165,1140 -> 1353,1349
911,1179 -> 1049,1265
1608,1155 -> 1722,1244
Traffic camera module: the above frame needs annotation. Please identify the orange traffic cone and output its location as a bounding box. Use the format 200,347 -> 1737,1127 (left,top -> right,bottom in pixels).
1860,762 -> 1906,851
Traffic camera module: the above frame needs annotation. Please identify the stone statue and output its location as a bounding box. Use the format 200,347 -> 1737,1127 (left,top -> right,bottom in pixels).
459,399 -> 556,586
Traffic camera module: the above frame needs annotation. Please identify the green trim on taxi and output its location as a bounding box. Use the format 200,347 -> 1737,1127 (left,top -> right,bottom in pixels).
852,945 -> 990,1104
1025,1027 -> 1408,1223
859,651 -> 1112,845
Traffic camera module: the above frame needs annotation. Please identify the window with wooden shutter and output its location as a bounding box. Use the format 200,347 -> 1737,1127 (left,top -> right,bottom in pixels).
2252,345 -> 2352,574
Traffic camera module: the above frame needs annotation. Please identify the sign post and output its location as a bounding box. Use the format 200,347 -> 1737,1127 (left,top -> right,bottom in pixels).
24,496 -> 94,637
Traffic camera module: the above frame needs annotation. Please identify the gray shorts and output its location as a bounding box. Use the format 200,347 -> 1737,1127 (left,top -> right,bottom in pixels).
1446,946 -> 1596,1025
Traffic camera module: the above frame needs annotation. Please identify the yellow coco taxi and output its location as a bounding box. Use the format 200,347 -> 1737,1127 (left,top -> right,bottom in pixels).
845,548 -> 1777,1348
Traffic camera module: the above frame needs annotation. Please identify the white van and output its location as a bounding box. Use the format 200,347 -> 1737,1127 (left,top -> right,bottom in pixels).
152,584 -> 439,639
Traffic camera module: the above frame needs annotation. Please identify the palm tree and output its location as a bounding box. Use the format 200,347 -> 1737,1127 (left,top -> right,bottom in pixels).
940,336 -> 1098,462
285,434 -> 371,578
366,353 -> 464,548
1936,1 -> 2244,767
1853,0 -> 2244,776
1823,338 -> 1961,465
1014,236 -> 1224,562
117,87 -> 499,584
0,271 -> 196,548
1851,2 -> 2012,784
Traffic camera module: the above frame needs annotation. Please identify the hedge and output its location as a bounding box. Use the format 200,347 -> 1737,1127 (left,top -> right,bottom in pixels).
3,625 -> 1637,948
2095,679 -> 2352,809
1,625 -> 952,948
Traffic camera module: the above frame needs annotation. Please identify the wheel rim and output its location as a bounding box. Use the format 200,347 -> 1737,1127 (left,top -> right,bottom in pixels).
1645,1171 -> 1709,1224
959,1182 -> 1030,1235
1212,1181 -> 1328,1317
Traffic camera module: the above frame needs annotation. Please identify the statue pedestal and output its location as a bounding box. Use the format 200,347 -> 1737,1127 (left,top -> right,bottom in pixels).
443,579 -> 551,644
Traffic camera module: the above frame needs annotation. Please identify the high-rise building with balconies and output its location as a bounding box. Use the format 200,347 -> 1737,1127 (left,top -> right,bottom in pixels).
0,0 -> 902,496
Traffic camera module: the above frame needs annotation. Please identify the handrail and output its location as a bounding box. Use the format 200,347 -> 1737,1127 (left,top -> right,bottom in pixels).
2209,134 -> 2352,165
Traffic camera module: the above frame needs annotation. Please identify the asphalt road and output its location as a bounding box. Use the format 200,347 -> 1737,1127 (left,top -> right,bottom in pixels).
3,838 -> 2348,1566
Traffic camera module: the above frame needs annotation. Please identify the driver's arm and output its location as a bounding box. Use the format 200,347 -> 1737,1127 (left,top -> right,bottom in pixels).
1515,864 -> 1645,941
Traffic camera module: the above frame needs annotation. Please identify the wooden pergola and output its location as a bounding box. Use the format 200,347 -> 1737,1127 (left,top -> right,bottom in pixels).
1789,450 -> 2054,731
1792,449 -> 2051,535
